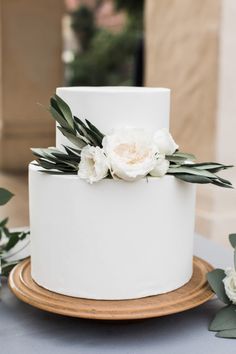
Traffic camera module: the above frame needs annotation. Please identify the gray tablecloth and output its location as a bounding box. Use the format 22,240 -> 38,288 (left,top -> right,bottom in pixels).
0,235 -> 234,353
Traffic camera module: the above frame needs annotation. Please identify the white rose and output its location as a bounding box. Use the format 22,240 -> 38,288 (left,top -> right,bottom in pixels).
102,128 -> 158,181
154,129 -> 178,155
150,155 -> 170,177
78,145 -> 108,184
223,268 -> 236,304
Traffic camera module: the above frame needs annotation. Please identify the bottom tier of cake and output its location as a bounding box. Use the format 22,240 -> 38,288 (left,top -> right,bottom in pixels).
29,164 -> 196,300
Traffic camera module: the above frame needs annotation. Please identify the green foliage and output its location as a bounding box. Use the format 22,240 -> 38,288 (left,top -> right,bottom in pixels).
229,234 -> 236,248
68,1 -> 143,86
0,188 -> 14,206
207,234 -> 236,338
210,305 -> 236,332
0,189 -> 30,279
33,95 -> 233,189
70,6 -> 96,51
166,152 -> 232,188
32,95 -> 105,173
114,0 -> 144,15
114,0 -> 144,30
207,269 -> 230,304
69,28 -> 138,86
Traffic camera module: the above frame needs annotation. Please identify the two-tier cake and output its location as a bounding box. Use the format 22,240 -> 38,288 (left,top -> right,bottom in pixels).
29,87 -> 196,300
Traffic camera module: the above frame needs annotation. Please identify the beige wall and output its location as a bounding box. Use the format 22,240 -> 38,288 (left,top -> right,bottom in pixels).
0,0 -> 65,172
145,0 -> 220,161
145,0 -> 236,244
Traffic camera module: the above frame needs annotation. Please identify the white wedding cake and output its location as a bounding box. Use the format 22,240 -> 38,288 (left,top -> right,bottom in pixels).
29,87 -> 196,300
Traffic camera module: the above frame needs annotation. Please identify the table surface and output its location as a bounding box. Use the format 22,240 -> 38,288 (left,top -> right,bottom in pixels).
1,234 -> 234,354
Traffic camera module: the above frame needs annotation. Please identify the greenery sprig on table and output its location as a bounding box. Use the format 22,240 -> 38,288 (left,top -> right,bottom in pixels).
207,234 -> 236,338
32,94 -> 233,188
0,188 -> 29,280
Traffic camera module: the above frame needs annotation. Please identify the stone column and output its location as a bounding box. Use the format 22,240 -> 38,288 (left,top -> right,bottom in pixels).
145,0 -> 236,245
0,0 -> 64,172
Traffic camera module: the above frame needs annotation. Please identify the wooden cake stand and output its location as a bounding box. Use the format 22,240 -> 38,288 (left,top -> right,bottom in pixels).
8,257 -> 214,320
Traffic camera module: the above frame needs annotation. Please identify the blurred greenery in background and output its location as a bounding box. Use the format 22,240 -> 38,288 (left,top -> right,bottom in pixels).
68,0 -> 144,86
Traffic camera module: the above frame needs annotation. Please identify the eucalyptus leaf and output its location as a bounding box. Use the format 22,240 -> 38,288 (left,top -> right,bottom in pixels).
216,328 -> 236,338
0,188 -> 14,206
209,305 -> 236,331
234,250 -> 236,271
229,234 -> 236,248
207,269 -> 231,304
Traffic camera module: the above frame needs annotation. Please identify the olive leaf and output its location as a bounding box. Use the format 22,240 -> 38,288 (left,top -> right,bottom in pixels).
57,126 -> 88,148
31,146 -> 79,173
53,94 -> 75,131
49,105 -> 72,132
172,151 -> 196,161
168,162 -> 233,188
173,174 -> 212,184
168,166 -> 217,179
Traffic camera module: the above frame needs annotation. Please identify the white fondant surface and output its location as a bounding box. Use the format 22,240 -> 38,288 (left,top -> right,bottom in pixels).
56,87 -> 170,149
29,164 -> 196,300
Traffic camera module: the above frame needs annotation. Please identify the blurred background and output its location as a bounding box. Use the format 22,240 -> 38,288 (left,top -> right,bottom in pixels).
0,0 -> 236,246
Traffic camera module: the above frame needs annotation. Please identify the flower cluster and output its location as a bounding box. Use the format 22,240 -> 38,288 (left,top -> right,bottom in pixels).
32,94 -> 233,188
77,128 -> 178,184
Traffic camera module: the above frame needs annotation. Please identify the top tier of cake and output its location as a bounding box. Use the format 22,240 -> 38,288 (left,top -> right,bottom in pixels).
56,87 -> 170,148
